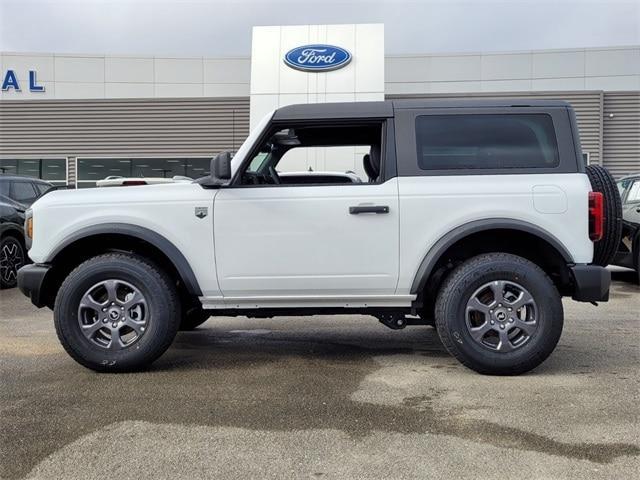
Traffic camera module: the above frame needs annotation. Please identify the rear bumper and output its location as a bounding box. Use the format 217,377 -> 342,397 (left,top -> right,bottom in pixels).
570,264 -> 610,302
17,264 -> 51,308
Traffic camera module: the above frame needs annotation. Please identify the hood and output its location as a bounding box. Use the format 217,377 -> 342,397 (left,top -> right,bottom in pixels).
32,182 -> 206,209
0,193 -> 27,211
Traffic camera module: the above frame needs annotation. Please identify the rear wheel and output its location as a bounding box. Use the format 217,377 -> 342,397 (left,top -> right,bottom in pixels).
54,253 -> 180,372
586,164 -> 623,266
0,235 -> 26,289
435,253 -> 563,375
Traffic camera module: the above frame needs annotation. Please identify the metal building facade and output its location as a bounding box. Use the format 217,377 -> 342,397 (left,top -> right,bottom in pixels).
0,46 -> 638,183
0,97 -> 249,185
602,91 -> 640,178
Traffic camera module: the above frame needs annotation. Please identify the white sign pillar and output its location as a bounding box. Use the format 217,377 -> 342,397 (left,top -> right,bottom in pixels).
249,24 -> 385,130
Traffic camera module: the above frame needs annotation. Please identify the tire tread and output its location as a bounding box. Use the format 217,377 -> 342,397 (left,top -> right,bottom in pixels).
586,165 -> 623,266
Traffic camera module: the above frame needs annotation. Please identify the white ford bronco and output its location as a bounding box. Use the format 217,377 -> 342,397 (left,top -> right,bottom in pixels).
18,99 -> 621,375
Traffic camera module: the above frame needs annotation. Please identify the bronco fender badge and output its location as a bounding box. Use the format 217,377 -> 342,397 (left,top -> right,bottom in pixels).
194,207 -> 208,219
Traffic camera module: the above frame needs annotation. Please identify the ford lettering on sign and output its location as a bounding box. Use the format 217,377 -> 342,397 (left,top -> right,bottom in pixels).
284,45 -> 351,72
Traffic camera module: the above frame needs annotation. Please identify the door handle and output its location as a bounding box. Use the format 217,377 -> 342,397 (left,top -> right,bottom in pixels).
349,205 -> 389,214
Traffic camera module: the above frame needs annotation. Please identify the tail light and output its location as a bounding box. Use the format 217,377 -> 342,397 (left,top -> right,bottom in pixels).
588,191 -> 604,241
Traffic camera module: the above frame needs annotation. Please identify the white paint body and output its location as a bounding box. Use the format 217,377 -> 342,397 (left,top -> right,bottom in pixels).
28,112 -> 594,309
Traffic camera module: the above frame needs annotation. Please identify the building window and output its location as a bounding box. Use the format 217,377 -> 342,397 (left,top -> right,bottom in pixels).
0,158 -> 67,185
76,157 -> 211,188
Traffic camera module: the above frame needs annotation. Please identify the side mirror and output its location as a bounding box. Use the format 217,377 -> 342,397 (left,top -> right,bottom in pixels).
211,152 -> 232,181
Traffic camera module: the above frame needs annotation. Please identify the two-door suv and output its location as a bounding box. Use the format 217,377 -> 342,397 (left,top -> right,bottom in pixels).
18,99 -> 620,375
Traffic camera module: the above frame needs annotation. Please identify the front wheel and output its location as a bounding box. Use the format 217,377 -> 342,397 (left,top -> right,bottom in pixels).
54,253 -> 180,372
435,253 -> 563,375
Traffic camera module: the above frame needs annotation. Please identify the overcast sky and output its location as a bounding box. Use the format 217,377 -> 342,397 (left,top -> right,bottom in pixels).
1,0 -> 638,56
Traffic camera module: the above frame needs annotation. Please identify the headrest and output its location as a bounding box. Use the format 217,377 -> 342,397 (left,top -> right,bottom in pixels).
363,154 -> 376,181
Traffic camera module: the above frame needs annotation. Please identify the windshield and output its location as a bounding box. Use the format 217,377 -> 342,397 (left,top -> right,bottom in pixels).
246,152 -> 271,173
617,179 -> 631,197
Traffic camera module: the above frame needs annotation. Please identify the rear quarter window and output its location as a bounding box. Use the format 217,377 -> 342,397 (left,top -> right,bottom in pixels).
34,183 -> 51,196
415,114 -> 559,170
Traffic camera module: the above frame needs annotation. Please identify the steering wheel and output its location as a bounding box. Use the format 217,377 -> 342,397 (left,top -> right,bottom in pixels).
268,166 -> 281,185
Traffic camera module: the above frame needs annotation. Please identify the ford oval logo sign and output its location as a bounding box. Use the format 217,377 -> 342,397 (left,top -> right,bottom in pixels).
284,45 -> 352,72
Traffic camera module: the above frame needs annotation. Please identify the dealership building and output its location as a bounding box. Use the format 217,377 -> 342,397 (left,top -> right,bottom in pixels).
0,24 -> 639,186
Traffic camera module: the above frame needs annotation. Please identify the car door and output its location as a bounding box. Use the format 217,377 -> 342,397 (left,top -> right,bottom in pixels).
213,180 -> 400,300
214,179 -> 399,297
212,122 -> 401,305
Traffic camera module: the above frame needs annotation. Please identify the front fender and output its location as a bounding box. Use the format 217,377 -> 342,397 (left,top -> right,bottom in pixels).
46,223 -> 202,296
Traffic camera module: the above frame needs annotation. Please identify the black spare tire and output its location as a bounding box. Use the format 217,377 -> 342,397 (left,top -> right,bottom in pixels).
586,164 -> 622,266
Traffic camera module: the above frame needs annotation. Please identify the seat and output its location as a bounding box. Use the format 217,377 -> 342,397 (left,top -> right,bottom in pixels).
363,154 -> 376,182
363,145 -> 381,183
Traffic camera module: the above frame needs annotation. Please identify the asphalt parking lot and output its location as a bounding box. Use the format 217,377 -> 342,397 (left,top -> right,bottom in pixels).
1,271 -> 639,480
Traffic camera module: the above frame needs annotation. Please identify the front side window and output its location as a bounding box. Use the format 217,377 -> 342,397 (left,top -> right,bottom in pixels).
239,123 -> 383,186
415,114 -> 559,171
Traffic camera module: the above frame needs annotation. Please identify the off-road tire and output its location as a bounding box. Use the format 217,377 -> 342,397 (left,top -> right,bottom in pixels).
435,253 -> 564,375
0,235 -> 26,289
586,164 -> 623,266
54,253 -> 180,372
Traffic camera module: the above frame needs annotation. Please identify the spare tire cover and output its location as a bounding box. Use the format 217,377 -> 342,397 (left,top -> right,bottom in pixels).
586,164 -> 623,266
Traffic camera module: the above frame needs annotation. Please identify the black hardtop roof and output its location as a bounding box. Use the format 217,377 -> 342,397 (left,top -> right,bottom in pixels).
272,99 -> 572,121
273,101 -> 393,120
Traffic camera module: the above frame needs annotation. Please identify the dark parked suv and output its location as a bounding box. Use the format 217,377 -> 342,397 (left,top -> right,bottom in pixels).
0,175 -> 54,288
